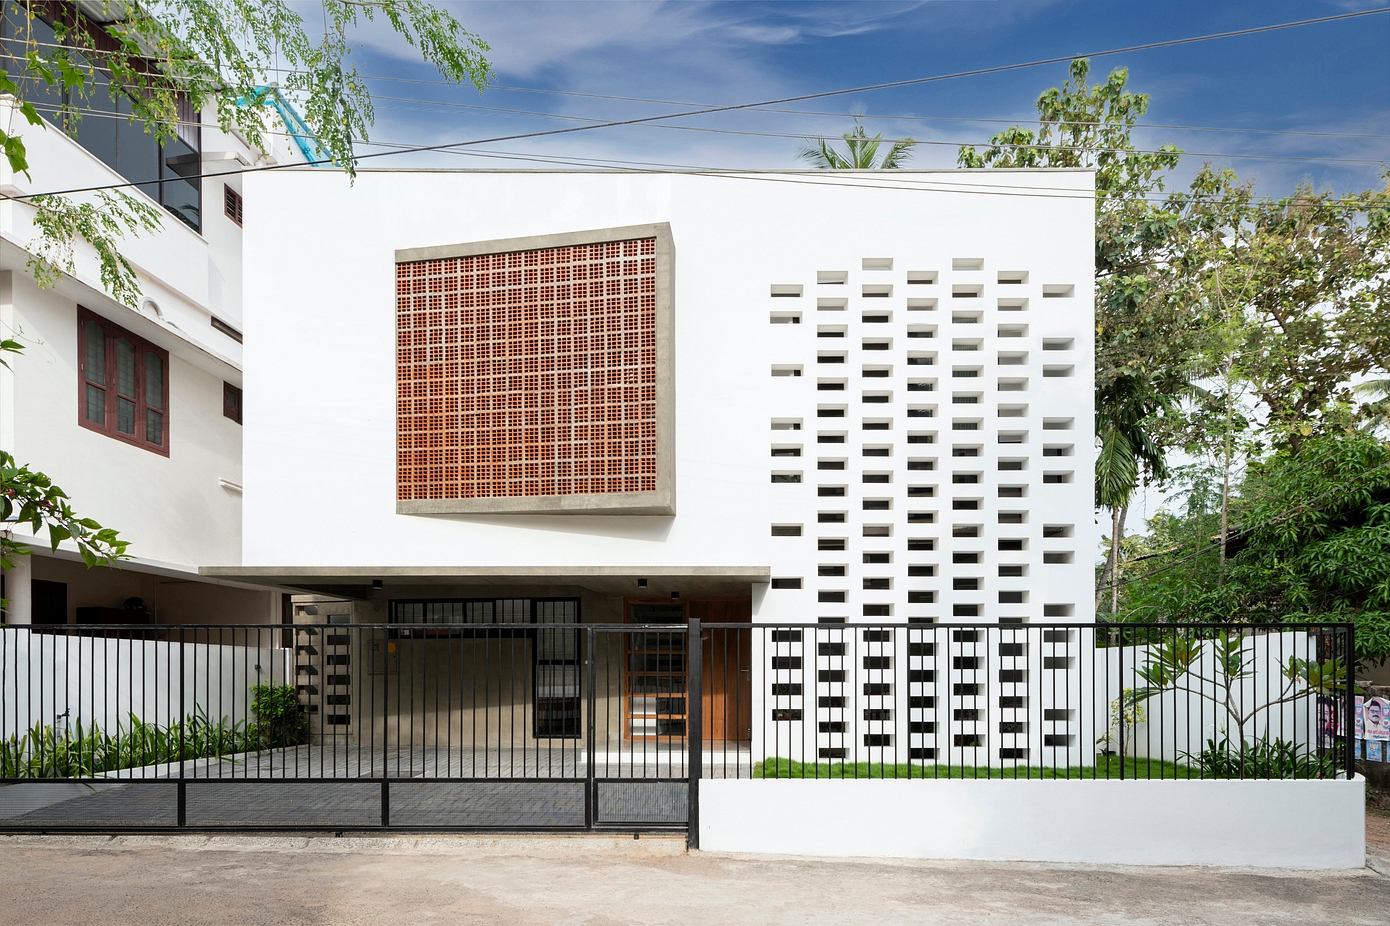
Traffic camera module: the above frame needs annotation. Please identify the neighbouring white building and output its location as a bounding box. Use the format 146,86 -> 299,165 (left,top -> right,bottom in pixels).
0,4 -> 310,630
206,167 -> 1099,765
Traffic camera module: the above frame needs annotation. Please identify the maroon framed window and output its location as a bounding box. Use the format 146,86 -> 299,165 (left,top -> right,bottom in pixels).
224,184 -> 243,226
223,382 -> 243,424
78,307 -> 169,455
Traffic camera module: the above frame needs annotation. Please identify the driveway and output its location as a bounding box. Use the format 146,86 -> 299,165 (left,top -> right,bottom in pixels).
1,834 -> 1386,925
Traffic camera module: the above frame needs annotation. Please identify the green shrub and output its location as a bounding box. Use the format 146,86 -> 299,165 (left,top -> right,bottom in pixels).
1186,737 -> 1336,779
248,684 -> 309,749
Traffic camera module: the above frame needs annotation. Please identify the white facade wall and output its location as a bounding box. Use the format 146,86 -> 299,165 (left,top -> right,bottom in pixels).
240,168 -> 1095,578
0,95 -> 296,622
240,168 -> 1096,767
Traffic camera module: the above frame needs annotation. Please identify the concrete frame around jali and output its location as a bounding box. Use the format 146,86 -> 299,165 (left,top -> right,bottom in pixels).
394,223 -> 676,517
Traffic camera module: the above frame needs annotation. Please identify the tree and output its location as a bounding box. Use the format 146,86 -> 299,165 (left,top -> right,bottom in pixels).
0,1 -> 491,612
2,0 -> 492,307
1173,168 -> 1390,453
958,58 -> 1208,611
1118,432 -> 1390,668
799,117 -> 916,169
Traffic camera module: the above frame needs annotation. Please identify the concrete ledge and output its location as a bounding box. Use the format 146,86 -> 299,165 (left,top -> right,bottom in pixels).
699,778 -> 1366,870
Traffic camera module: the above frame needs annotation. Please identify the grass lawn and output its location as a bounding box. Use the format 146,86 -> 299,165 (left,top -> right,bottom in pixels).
753,755 -> 1195,779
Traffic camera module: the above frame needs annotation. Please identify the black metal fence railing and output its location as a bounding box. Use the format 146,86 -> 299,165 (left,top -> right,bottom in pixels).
0,620 -> 1355,834
714,622 -> 1355,781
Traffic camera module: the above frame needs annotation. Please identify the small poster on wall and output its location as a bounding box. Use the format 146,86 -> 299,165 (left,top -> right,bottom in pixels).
1368,740 -> 1385,763
1359,696 -> 1390,742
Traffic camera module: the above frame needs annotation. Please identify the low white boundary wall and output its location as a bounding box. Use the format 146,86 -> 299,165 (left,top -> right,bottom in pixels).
699,778 -> 1365,869
0,629 -> 293,738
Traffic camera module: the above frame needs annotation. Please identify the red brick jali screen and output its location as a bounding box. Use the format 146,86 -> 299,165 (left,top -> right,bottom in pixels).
396,236 -> 658,503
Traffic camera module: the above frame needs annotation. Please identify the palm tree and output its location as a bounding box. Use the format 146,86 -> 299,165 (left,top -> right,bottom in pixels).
1356,377 -> 1390,431
1096,373 -> 1177,616
799,118 -> 916,169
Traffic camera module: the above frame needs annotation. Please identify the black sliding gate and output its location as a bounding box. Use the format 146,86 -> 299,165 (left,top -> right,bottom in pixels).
0,616 -> 743,841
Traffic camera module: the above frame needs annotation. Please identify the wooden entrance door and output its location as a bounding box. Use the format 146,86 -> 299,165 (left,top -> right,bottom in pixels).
622,598 -> 752,744
690,599 -> 752,744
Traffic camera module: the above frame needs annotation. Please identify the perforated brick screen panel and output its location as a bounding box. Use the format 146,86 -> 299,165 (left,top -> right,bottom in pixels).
396,229 -> 669,512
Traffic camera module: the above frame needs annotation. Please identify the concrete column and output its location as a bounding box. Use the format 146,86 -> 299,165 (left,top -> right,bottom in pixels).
3,554 -> 33,624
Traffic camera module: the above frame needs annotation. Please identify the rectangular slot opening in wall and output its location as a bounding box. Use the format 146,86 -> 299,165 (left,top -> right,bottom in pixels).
951,310 -> 983,325
818,352 -> 846,364
863,524 -> 892,537
1043,471 -> 1074,484
998,404 -> 1026,418
952,366 -> 981,378
863,444 -> 891,457
818,511 -> 846,523
817,431 -> 847,444
998,378 -> 1028,392
998,431 -> 1027,445
997,270 -> 1028,284
771,284 -> 804,297
861,391 -> 891,404
998,324 -> 1028,338
817,379 -> 846,392
907,352 -> 936,366
1043,337 -> 1075,351
1043,417 -> 1074,430
999,511 -> 1026,524
907,298 -> 938,312
952,339 -> 982,352
998,351 -> 1027,366
771,418 -> 802,431
1043,365 -> 1075,378
818,270 -> 848,285
907,379 -> 935,393
862,257 -> 893,271
862,311 -> 892,325
1043,551 -> 1074,564
1042,524 -> 1074,538
862,418 -> 892,431
818,564 -> 847,577
998,457 -> 1027,471
771,524 -> 803,537
1042,284 -> 1075,298
770,444 -> 802,458
907,458 -> 936,471
952,284 -> 983,298
862,284 -> 893,298
998,539 -> 1026,553
998,298 -> 1027,312
907,271 -> 938,285
818,297 -> 848,311
771,364 -> 803,377
818,325 -> 846,339
862,338 -> 892,351
862,365 -> 892,379
817,405 -> 846,419
1043,444 -> 1074,457
952,392 -> 982,405
952,258 -> 984,271
770,311 -> 802,324
999,564 -> 1026,578
817,485 -> 846,497
770,577 -> 803,590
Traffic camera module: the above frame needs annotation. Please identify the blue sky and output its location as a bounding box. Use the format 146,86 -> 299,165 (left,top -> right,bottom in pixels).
314,0 -> 1389,194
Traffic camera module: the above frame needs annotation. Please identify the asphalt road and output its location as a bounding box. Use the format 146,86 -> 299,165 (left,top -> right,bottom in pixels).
2,834 -> 1386,925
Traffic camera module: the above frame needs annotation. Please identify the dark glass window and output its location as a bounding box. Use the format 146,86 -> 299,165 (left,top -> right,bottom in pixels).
1,8 -> 201,232
78,308 -> 169,454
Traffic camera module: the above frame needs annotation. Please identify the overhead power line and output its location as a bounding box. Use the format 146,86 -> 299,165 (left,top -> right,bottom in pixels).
7,7 -> 1389,203
24,36 -> 1390,143
35,92 -> 1387,169
19,102 -> 1390,209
